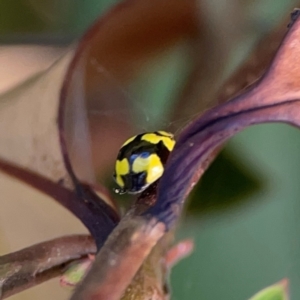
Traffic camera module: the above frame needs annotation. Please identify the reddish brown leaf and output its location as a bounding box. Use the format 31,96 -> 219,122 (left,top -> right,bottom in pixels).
65,5 -> 300,300
148,10 -> 300,228
59,0 -> 229,180
2,1 -> 298,299
0,54 -> 73,185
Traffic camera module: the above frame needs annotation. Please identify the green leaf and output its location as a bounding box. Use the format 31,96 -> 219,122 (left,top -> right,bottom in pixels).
249,280 -> 288,300
60,257 -> 94,288
187,147 -> 264,216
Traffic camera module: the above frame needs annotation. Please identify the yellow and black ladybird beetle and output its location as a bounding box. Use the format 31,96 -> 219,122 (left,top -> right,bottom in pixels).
113,131 -> 175,194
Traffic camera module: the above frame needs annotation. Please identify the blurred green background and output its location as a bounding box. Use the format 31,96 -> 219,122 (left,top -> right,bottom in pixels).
1,0 -> 300,299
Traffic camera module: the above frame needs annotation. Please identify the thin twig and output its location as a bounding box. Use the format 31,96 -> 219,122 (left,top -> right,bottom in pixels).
0,159 -> 119,249
0,235 -> 96,299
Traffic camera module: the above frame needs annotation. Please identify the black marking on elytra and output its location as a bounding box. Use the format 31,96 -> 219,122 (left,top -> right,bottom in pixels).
117,133 -> 171,165
121,171 -> 147,193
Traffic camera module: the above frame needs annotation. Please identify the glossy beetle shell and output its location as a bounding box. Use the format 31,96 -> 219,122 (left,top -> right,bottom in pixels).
113,131 -> 175,194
